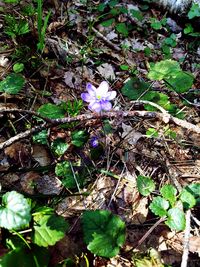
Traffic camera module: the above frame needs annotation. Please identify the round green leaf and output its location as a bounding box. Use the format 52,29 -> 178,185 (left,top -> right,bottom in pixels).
0,73 -> 25,94
121,77 -> 150,100
165,71 -> 194,93
82,210 -> 126,258
147,60 -> 180,81
0,191 -> 31,230
38,103 -> 66,119
13,63 -> 24,73
33,214 -> 69,247
165,208 -> 186,231
160,184 -> 177,206
180,188 -> 196,209
137,175 -> 155,196
149,196 -> 169,217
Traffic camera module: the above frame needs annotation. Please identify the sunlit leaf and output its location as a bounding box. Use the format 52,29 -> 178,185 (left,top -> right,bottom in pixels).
149,196 -> 169,217
160,184 -> 177,206
148,60 -> 180,81
137,175 -> 155,196
0,191 -> 31,230
165,208 -> 186,231
180,188 -> 196,209
33,213 -> 69,247
51,138 -> 69,156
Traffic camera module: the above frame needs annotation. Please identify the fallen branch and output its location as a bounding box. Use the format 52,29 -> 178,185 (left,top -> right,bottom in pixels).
0,123 -> 47,150
92,27 -> 121,52
0,108 -> 200,150
181,209 -> 191,267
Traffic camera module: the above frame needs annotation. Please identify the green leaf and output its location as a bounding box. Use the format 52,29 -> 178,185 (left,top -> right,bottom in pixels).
38,103 -> 66,119
55,161 -> 83,189
101,18 -> 115,27
120,64 -> 129,71
137,175 -> 155,196
146,128 -> 159,138
147,60 -> 180,81
0,73 -> 25,94
165,208 -> 186,231
180,188 -> 196,209
13,63 -> 24,73
164,34 -> 177,47
0,191 -> 31,230
130,9 -> 143,21
121,77 -> 150,100
165,71 -> 194,93
71,130 -> 88,147
82,210 -> 126,258
185,183 -> 200,205
184,23 -> 194,34
33,213 -> 69,247
0,245 -> 50,267
51,138 -> 69,156
149,196 -> 169,217
188,3 -> 200,19
55,161 -> 70,177
116,23 -> 129,37
160,184 -> 177,206
32,130 -> 48,145
150,18 -> 162,30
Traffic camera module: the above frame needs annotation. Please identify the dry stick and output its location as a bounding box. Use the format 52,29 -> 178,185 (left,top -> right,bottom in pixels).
0,108 -> 200,151
134,217 -> 166,250
181,209 -> 191,267
0,123 -> 47,150
91,27 -> 121,52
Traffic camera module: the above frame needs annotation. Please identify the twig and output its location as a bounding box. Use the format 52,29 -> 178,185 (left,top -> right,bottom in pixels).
181,209 -> 191,267
92,27 -> 121,52
134,217 -> 166,250
0,108 -> 200,150
0,123 -> 46,150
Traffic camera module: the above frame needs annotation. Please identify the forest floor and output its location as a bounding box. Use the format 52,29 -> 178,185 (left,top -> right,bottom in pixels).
0,0 -> 200,266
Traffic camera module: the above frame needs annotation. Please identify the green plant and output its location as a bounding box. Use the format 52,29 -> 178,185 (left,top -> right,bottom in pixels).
150,17 -> 166,30
36,0 -> 51,52
137,179 -> 200,231
0,73 -> 25,94
0,191 -> 69,266
4,15 -> 30,38
82,210 -> 126,258
148,59 -> 194,93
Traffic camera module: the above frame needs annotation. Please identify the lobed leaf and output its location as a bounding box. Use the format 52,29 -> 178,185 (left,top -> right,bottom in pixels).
82,210 -> 126,258
137,175 -> 155,196
149,196 -> 169,217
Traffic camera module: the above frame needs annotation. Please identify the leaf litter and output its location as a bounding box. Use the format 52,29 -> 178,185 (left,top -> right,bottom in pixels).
0,0 -> 200,266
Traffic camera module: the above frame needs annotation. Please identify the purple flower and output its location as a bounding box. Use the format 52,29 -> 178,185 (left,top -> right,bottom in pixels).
81,81 -> 116,112
90,137 -> 99,148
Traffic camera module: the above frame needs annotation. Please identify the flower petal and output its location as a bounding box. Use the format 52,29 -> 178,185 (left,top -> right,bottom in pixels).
81,93 -> 95,102
96,81 -> 109,98
105,90 -> 117,100
88,101 -> 102,112
86,83 -> 96,96
101,101 -> 112,111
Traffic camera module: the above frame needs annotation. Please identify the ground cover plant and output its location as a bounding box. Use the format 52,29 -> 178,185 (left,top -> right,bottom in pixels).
0,0 -> 200,266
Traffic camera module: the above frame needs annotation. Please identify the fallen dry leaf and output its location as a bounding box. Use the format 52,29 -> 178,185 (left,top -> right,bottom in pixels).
32,144 -> 51,167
